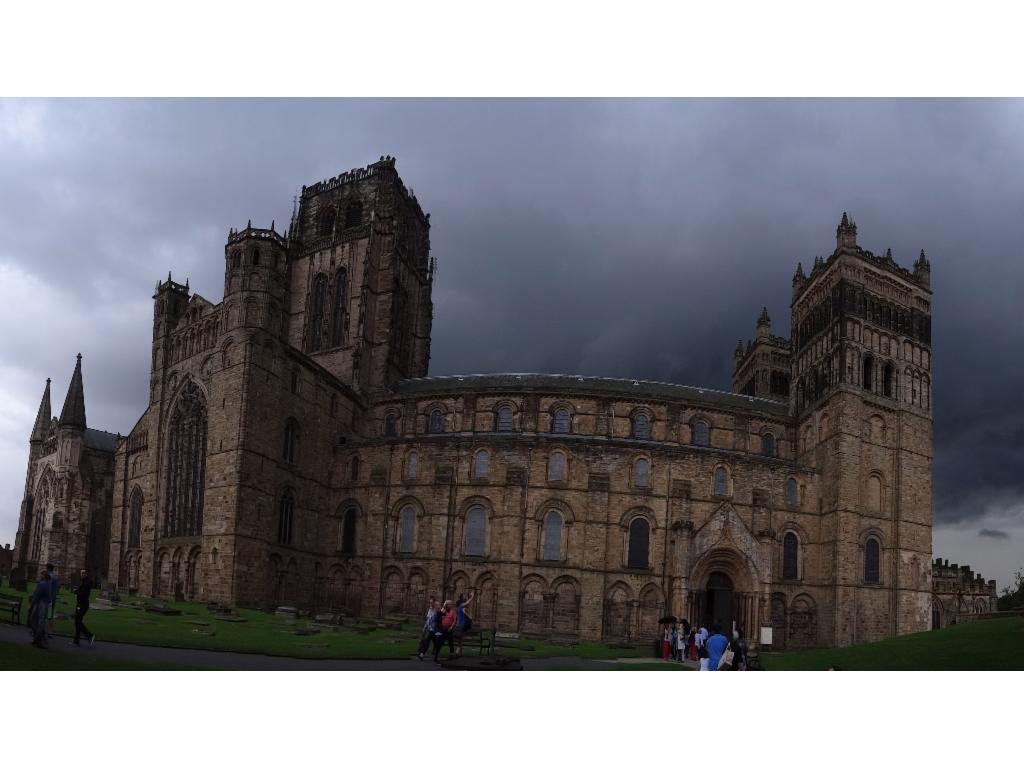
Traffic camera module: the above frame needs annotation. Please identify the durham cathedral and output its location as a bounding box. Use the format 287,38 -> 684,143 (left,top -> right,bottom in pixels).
14,157 -> 939,648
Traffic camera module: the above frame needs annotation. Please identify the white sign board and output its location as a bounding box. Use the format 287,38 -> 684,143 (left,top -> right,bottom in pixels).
760,626 -> 773,646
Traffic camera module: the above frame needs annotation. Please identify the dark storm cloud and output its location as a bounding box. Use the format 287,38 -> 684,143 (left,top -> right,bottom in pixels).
2,98 -> 1024,584
978,529 -> 1010,540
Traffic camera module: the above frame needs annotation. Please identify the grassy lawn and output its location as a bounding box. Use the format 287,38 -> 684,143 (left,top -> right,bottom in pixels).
1,585 -> 647,661
762,615 -> 1024,670
0,640 -> 201,671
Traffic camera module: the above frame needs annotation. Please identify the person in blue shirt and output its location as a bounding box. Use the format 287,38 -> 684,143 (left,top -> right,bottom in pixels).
706,623 -> 730,671
453,590 -> 475,657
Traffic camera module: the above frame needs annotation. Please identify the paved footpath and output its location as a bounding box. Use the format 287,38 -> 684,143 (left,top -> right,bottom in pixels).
0,623 -> 690,671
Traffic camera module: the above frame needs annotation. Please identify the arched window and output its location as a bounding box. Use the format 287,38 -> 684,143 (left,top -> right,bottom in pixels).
427,408 -> 445,434
883,362 -> 894,398
163,381 -> 208,538
277,491 -> 294,545
786,477 -> 799,507
634,457 -> 650,488
330,269 -> 347,347
692,420 -> 710,447
340,508 -> 357,555
464,505 -> 487,556
541,510 -> 563,561
282,419 -> 298,464
632,412 -> 651,440
231,250 -> 241,269
350,456 -> 360,483
319,205 -> 336,237
496,406 -> 514,432
547,451 -> 567,482
345,200 -> 363,228
405,451 -> 419,480
397,504 -> 416,553
251,248 -> 260,266
762,432 -> 776,457
473,449 -> 490,480
309,275 -> 327,352
552,407 -> 571,434
290,368 -> 299,393
862,356 -> 873,392
384,413 -> 398,437
714,466 -> 729,496
864,537 -> 881,583
627,517 -> 650,569
128,488 -> 143,548
783,532 -> 799,579
867,474 -> 882,514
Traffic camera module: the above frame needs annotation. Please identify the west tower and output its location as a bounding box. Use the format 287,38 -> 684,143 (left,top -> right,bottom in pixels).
791,213 -> 933,646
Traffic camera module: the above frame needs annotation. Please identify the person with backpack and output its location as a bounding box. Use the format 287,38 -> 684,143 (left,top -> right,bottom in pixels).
417,597 -> 439,661
433,599 -> 458,663
452,590 -> 475,657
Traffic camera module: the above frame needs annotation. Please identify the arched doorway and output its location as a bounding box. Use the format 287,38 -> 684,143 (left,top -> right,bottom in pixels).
705,571 -> 733,632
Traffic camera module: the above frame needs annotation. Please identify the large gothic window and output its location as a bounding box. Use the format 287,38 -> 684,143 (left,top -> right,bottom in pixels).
128,487 -> 143,548
542,510 -> 563,561
397,504 -> 416,553
496,406 -> 514,432
865,537 -> 881,584
163,381 -> 208,538
318,205 -> 336,237
472,449 -> 490,480
786,477 -> 799,507
282,419 -> 299,464
384,412 -> 398,437
464,505 -> 487,556
762,432 -> 776,457
345,201 -> 363,228
340,507 -> 357,555
627,517 -> 650,569
330,269 -> 347,347
427,408 -> 445,434
783,532 -> 799,579
309,275 -> 327,352
277,491 -> 294,545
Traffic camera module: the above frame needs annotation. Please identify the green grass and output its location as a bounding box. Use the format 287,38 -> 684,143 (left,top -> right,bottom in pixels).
2,585 -> 647,661
0,640 -> 200,670
762,615 -> 1024,670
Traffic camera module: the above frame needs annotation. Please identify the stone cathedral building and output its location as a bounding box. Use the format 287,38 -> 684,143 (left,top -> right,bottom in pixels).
14,158 -> 936,648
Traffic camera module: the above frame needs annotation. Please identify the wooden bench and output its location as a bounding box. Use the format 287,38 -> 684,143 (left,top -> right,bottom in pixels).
0,592 -> 24,625
490,631 -> 535,655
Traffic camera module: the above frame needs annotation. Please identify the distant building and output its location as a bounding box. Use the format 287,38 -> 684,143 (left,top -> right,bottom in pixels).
931,558 -> 997,628
14,160 -> 936,648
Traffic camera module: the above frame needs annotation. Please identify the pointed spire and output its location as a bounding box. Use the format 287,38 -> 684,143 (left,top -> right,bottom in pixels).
270,219 -> 275,232
840,211 -> 849,227
30,378 -> 52,442
757,306 -> 771,326
247,219 -> 252,230
58,354 -> 86,430
885,247 -> 893,261
794,262 -> 805,281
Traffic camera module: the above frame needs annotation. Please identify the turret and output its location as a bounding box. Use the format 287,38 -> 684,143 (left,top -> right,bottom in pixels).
914,248 -> 931,288
836,211 -> 857,250
792,261 -> 806,298
223,223 -> 289,336
756,306 -> 771,340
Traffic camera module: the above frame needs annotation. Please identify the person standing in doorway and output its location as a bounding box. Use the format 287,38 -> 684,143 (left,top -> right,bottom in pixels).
46,563 -> 59,639
28,568 -> 51,648
707,623 -> 730,671
72,568 -> 95,647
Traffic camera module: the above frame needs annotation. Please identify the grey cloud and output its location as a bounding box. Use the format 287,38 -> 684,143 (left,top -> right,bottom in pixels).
978,529 -> 1010,540
3,98 -> 1024,585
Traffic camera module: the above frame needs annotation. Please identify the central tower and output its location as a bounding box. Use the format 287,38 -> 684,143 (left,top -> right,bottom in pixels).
286,156 -> 435,392
791,213 -> 933,646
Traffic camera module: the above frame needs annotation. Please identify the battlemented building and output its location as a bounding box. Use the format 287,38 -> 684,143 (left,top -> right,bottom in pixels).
14,158 -> 937,647
931,558 -> 997,628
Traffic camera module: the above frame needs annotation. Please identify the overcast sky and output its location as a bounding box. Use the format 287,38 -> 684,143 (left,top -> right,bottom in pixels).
1,99 -> 1021,589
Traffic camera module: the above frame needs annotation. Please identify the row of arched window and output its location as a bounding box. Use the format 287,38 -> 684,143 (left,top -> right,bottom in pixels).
317,200 -> 363,237
398,405 -> 780,456
230,246 -> 278,270
780,530 -> 881,584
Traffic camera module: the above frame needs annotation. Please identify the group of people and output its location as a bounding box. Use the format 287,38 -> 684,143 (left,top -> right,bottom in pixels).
27,563 -> 96,649
662,619 -> 749,671
416,590 -> 475,663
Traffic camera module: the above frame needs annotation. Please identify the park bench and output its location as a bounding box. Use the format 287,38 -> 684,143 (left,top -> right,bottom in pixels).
490,631 -> 535,655
0,592 -> 24,624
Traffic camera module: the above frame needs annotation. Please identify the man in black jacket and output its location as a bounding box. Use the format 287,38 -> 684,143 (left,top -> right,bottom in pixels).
72,568 -> 95,647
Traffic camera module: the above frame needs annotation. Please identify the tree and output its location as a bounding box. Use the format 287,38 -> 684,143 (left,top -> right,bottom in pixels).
997,567 -> 1024,612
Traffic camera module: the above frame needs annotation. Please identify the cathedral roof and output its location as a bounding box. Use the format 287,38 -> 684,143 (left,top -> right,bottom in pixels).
58,354 -> 87,430
83,428 -> 119,453
393,373 -> 789,417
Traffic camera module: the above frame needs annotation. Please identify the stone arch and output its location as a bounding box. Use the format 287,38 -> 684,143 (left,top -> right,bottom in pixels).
335,500 -> 362,556
327,564 -> 346,610
519,574 -> 549,634
474,572 -> 498,630
408,568 -> 429,616
392,495 -> 424,554
770,592 -> 788,649
185,545 -> 201,601
603,581 -> 634,642
637,583 -> 665,643
382,566 -> 406,616
447,570 -> 471,603
547,576 -> 579,636
460,496 -> 492,557
787,593 -> 818,648
345,565 -> 365,616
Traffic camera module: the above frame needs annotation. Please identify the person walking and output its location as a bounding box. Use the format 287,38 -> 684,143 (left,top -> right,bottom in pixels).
28,568 -> 51,648
697,642 -> 710,671
417,597 -> 439,661
676,620 -> 688,662
664,623 -> 676,660
46,563 -> 59,639
433,599 -> 457,663
707,623 -> 730,671
453,590 -> 475,657
72,568 -> 95,647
